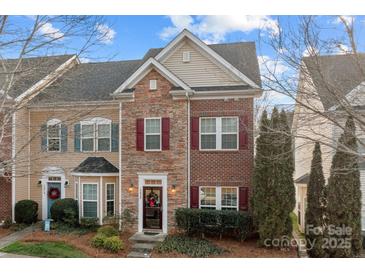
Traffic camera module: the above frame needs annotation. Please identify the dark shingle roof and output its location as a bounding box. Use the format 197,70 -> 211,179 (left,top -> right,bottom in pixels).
73,157 -> 119,173
303,54 -> 365,110
0,55 -> 73,98
32,59 -> 142,104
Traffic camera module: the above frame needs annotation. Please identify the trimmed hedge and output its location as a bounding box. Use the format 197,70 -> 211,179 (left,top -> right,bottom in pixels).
97,226 -> 119,237
14,200 -> 38,224
50,198 -> 79,226
175,208 -> 253,240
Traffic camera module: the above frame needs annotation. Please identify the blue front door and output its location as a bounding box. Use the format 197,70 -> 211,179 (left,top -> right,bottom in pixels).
47,182 -> 61,218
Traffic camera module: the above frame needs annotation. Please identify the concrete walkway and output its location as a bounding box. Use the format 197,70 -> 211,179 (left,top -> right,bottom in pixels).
0,225 -> 39,250
0,252 -> 35,258
127,232 -> 166,258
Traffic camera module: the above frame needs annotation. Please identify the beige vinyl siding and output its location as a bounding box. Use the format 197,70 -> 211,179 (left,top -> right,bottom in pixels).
162,40 -> 244,87
17,105 -> 119,218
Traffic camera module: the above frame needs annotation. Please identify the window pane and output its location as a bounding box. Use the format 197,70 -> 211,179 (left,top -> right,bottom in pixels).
201,118 -> 216,133
222,118 -> 237,133
107,201 -> 114,216
358,138 -> 365,154
146,119 -> 160,134
201,135 -> 216,149
98,124 -> 110,138
222,134 -> 237,149
83,184 -> 97,200
48,139 -> 60,151
146,135 -> 160,150
83,201 -> 97,218
82,138 -> 94,151
107,184 -> 114,200
48,125 -> 60,138
221,188 -> 237,208
98,138 -> 110,151
82,124 -> 94,138
200,187 -> 216,208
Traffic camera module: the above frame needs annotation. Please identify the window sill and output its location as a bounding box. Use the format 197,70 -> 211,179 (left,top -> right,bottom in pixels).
197,149 -> 239,153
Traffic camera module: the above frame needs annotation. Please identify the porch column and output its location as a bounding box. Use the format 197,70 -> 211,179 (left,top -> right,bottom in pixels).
78,177 -> 81,222
100,176 -> 103,225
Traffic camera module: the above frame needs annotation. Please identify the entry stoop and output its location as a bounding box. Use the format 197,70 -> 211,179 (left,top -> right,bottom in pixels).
127,232 -> 166,258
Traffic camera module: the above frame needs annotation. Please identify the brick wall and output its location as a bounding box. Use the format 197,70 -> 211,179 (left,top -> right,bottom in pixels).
0,176 -> 11,221
121,69 -> 188,230
190,98 -> 254,205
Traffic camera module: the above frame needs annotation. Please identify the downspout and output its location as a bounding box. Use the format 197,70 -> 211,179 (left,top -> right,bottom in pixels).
118,101 -> 122,231
186,91 -> 191,208
28,110 -> 30,199
11,112 -> 16,222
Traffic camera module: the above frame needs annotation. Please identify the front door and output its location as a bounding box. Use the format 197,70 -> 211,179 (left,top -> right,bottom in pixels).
47,182 -> 61,218
143,187 -> 162,230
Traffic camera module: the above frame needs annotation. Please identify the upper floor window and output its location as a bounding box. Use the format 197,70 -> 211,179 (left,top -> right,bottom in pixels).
182,51 -> 191,62
47,119 -> 61,152
200,117 -> 238,150
80,118 -> 111,152
149,79 -> 157,90
145,118 -> 161,151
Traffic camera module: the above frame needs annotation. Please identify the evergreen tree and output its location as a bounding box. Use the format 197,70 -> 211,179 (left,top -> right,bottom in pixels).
305,142 -> 327,257
327,116 -> 362,257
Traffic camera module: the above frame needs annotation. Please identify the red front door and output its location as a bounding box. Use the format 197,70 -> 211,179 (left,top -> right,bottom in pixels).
143,186 -> 162,230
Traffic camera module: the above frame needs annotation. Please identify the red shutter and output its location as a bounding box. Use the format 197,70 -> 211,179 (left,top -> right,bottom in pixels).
190,186 -> 199,208
239,115 -> 248,150
191,117 -> 199,150
162,117 -> 170,150
239,187 -> 249,211
136,118 -> 144,151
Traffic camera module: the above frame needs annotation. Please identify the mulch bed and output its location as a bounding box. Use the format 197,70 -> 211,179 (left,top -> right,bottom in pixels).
152,235 -> 298,258
0,228 -> 12,239
21,230 -> 134,258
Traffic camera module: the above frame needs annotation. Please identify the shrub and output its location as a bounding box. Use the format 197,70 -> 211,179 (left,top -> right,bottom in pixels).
156,235 -> 223,257
97,226 -> 119,237
14,200 -> 38,224
80,218 -> 99,230
175,208 -> 253,240
91,234 -> 107,248
102,236 -> 123,253
50,198 -> 78,226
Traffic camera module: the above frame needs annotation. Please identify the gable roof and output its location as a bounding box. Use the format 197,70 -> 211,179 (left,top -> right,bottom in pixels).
303,53 -> 365,110
0,55 -> 74,99
72,157 -> 119,174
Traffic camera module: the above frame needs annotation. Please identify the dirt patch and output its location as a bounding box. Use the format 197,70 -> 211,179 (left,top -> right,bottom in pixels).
152,235 -> 297,258
21,230 -> 134,258
0,228 -> 12,239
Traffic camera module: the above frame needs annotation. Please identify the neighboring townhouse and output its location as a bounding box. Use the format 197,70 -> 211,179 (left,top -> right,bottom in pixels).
12,29 -> 262,234
0,55 -> 76,222
293,53 -> 365,232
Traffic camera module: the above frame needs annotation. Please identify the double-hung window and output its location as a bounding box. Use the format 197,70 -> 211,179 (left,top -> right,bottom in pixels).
199,186 -> 238,210
81,123 -> 95,152
145,118 -> 161,151
97,123 -> 111,151
200,117 -> 238,150
80,118 -> 111,152
47,119 -> 61,152
82,183 -> 98,218
106,184 -> 115,216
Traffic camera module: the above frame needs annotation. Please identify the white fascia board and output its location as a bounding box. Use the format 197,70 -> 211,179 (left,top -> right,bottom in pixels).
113,58 -> 192,95
15,55 -> 78,104
155,29 -> 261,89
71,172 -> 119,177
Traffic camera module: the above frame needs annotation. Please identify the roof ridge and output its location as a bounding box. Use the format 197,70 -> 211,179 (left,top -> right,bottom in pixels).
303,52 -> 365,60
80,59 -> 142,65
3,54 -> 74,61
208,41 -> 255,46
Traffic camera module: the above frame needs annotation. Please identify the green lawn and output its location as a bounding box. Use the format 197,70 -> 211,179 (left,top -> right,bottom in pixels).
1,241 -> 89,258
290,212 -> 305,239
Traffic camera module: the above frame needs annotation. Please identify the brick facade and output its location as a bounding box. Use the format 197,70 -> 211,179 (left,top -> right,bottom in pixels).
190,98 -> 254,206
121,69 -> 188,231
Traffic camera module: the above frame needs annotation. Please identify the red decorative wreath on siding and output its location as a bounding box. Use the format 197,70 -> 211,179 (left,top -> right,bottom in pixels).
48,188 -> 60,200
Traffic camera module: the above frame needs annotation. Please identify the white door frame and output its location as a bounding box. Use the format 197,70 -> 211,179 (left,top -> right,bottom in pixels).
41,167 -> 66,220
138,173 -> 168,234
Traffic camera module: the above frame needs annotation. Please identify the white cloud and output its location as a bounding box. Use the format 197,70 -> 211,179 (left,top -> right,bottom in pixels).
38,22 -> 64,40
335,43 -> 351,54
160,15 -> 279,43
333,15 -> 354,26
96,24 -> 116,44
258,55 -> 289,80
79,57 -> 91,63
302,46 -> 319,57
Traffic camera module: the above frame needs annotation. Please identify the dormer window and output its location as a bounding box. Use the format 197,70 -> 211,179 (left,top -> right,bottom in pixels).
182,51 -> 191,62
149,79 -> 157,90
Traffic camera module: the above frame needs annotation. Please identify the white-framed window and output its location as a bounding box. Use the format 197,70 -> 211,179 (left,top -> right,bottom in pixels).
145,117 -> 161,151
199,186 -> 238,211
182,51 -> 191,62
149,79 -> 157,90
200,117 -> 239,151
47,119 -> 61,152
358,137 -> 365,155
80,118 -> 111,152
106,183 -> 115,216
82,183 -> 98,218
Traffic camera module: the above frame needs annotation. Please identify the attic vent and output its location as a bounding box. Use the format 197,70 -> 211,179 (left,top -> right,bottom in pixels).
149,79 -> 157,90
182,51 -> 191,62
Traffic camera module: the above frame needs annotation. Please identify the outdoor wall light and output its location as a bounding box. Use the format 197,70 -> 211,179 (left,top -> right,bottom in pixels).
38,180 -> 42,185
128,181 -> 134,192
65,180 -> 69,186
171,183 -> 177,194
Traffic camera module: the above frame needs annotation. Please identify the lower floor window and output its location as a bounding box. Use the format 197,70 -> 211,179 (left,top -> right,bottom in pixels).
106,184 -> 115,216
83,184 -> 98,218
199,186 -> 238,210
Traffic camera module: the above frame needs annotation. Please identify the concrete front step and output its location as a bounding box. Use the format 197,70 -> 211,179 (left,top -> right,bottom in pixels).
127,251 -> 151,258
129,232 -> 166,243
132,242 -> 156,252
